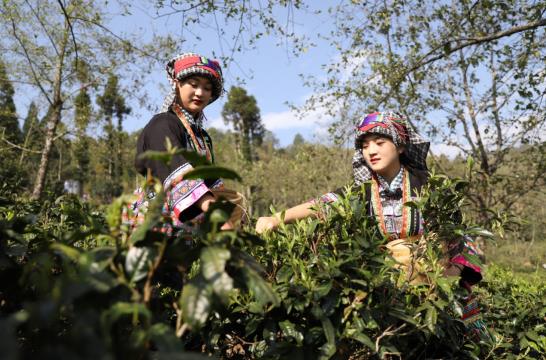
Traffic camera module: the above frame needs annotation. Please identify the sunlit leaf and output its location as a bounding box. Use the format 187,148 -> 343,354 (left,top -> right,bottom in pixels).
279,320 -> 304,345
180,276 -> 212,330
125,246 -> 157,282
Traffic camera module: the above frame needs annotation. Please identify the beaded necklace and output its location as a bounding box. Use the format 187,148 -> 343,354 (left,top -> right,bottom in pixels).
370,167 -> 412,240
171,103 -> 212,162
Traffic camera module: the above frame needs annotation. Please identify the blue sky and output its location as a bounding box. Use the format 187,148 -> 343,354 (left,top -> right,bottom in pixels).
113,2 -> 338,147
8,1 -> 469,155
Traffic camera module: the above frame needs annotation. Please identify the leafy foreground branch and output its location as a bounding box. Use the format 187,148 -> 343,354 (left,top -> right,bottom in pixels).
0,172 -> 544,359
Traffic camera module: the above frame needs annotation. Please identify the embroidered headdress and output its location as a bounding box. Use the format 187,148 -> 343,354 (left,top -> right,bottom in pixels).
161,53 -> 224,113
352,111 -> 430,184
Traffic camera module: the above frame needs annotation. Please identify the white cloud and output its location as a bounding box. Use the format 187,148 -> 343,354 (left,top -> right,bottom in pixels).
430,143 -> 462,158
261,109 -> 326,131
208,106 -> 331,132
207,116 -> 231,130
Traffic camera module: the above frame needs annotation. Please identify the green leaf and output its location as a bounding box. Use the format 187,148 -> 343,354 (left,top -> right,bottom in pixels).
172,149 -> 210,166
351,332 -> 375,349
183,165 -> 242,182
179,276 -> 212,330
200,247 -> 233,302
201,247 -> 230,280
525,330 -> 540,342
241,266 -> 279,309
388,308 -> 417,325
51,243 -> 81,261
425,306 -> 437,332
465,227 -> 494,238
137,150 -> 172,165
101,302 -> 152,345
313,304 -> 336,359
125,246 -> 157,282
279,320 -> 304,345
148,323 -> 184,352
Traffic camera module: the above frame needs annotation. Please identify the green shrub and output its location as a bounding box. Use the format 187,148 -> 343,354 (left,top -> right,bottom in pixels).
0,164 -> 543,359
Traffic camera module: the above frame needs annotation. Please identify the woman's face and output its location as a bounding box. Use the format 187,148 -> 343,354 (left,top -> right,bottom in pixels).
176,76 -> 213,115
361,134 -> 402,178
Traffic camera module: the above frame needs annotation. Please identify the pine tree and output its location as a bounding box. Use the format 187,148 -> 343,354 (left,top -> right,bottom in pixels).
22,102 -> 38,137
221,86 -> 265,163
72,87 -> 92,193
292,133 -> 305,147
19,102 -> 39,165
96,74 -> 130,200
0,60 -> 20,144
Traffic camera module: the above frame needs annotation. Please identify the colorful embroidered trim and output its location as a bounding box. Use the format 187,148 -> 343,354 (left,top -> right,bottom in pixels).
371,168 -> 412,240
172,103 -> 212,162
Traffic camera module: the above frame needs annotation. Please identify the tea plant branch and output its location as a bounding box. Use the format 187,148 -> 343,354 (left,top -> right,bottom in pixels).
143,240 -> 168,306
109,260 -> 142,301
234,335 -> 259,346
174,301 -> 189,338
375,323 -> 407,354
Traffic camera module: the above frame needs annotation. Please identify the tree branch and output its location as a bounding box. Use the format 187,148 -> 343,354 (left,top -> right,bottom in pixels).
24,0 -> 60,57
9,16 -> 53,105
459,50 -> 490,174
69,15 -> 161,61
57,0 -> 79,70
0,135 -> 41,153
408,18 -> 546,75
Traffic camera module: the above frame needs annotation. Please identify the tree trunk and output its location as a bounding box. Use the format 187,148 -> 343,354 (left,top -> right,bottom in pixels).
31,24 -> 68,199
32,102 -> 62,199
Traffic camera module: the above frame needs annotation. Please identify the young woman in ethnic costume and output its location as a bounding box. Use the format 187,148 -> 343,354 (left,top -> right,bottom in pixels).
131,53 -> 241,238
256,111 -> 488,339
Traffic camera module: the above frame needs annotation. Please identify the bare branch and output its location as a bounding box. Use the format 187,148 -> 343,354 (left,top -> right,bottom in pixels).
0,135 -> 41,153
151,0 -> 211,19
24,0 -> 60,57
57,0 -> 79,69
459,50 -> 490,174
408,18 -> 546,75
9,16 -> 53,105
69,15 -> 161,61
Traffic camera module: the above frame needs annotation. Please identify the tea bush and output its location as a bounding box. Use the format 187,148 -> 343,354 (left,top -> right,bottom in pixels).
0,166 -> 544,359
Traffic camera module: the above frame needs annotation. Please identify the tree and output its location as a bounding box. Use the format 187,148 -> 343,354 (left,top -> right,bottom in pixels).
0,60 -> 21,144
300,0 -> 546,228
221,86 -> 265,163
0,59 -> 27,190
96,74 -> 130,200
21,102 -> 38,140
292,133 -> 305,147
19,102 -> 42,166
71,83 -> 92,194
0,1 -> 168,199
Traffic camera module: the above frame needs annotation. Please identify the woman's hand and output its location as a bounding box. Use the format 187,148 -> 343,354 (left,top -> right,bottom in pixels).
255,216 -> 281,234
220,221 -> 234,231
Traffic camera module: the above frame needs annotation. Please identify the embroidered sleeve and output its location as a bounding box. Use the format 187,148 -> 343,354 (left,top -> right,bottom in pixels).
136,113 -> 220,221
318,192 -> 341,203
449,235 -> 483,285
164,163 -> 223,221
